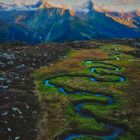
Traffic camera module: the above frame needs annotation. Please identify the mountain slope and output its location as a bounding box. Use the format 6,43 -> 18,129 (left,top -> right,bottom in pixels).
0,0 -> 140,44
95,6 -> 140,28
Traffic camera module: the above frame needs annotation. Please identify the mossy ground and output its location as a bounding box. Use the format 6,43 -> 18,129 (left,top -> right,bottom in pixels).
33,42 -> 140,140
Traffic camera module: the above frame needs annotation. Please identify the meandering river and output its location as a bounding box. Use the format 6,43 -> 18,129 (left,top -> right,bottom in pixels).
44,60 -> 126,140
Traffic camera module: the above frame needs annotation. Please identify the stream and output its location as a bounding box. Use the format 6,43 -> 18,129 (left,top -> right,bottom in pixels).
44,60 -> 126,140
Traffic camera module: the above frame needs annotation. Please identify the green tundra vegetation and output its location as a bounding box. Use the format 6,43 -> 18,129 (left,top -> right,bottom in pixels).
33,42 -> 140,140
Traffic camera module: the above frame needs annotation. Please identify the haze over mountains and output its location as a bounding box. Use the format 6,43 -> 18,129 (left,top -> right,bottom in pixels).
0,0 -> 140,44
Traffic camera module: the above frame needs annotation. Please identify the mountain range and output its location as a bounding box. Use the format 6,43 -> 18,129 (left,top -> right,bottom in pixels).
0,0 -> 140,44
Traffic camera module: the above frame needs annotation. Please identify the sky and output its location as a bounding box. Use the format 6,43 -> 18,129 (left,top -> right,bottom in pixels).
0,0 -> 140,11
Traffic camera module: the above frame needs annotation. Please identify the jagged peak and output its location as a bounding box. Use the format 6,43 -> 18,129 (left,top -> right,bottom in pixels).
38,0 -> 52,9
81,0 -> 94,11
38,0 -> 75,16
86,0 -> 94,10
75,0 -> 94,14
131,10 -> 140,17
95,7 -> 138,28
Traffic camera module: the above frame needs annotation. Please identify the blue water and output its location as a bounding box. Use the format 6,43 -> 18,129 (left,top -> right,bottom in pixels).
90,67 -> 96,81
59,87 -> 67,94
64,127 -> 123,140
115,67 -> 120,71
90,67 -> 95,73
108,97 -> 113,105
75,102 -> 93,118
95,93 -> 113,105
102,127 -> 123,140
90,77 -> 96,82
44,80 -> 54,87
119,77 -> 125,82
44,80 -> 67,94
44,62 -> 125,140
75,103 -> 84,113
65,134 -> 81,140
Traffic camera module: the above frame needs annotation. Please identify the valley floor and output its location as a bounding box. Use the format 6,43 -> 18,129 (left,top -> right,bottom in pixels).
34,41 -> 140,140
0,40 -> 140,140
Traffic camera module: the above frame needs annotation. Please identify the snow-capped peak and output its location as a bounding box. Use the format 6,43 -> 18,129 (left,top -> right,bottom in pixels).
75,0 -> 94,13
0,2 -> 17,10
0,2 -> 38,11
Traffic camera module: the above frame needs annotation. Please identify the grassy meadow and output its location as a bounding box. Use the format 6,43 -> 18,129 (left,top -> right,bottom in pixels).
33,42 -> 140,140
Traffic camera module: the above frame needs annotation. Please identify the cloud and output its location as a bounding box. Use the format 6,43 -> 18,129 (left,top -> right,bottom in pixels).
110,0 -> 139,5
1,0 -> 140,11
99,0 -> 140,11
